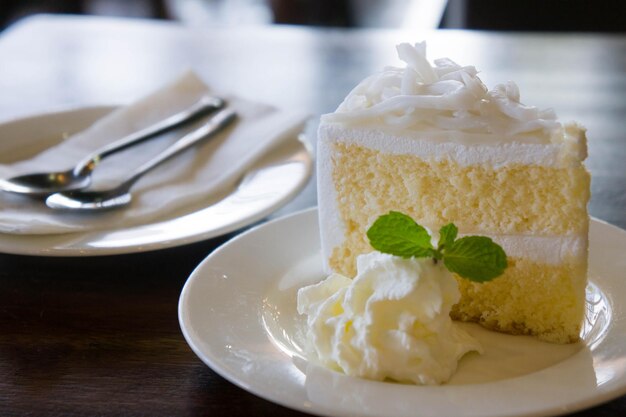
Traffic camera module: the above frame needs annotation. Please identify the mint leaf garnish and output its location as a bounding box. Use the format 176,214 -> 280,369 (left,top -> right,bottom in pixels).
438,223 -> 457,251
443,236 -> 507,282
366,211 -> 435,258
367,212 -> 507,282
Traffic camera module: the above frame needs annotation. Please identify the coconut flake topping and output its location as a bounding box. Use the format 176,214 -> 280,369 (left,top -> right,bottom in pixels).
323,42 -> 562,143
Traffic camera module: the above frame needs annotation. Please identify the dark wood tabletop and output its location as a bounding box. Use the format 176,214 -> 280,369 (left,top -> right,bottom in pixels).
0,15 -> 625,416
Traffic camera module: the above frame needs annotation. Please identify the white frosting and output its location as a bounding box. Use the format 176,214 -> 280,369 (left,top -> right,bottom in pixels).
319,123 -> 586,168
297,252 -> 482,385
323,42 -> 565,144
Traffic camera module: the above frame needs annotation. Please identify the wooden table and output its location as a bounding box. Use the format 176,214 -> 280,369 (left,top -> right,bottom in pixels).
1,15 -> 624,416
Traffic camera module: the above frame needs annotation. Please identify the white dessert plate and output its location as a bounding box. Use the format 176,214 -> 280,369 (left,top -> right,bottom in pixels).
179,207 -> 626,417
0,106 -> 312,256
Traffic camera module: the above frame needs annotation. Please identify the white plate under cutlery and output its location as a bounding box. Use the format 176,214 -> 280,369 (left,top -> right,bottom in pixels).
0,107 -> 313,256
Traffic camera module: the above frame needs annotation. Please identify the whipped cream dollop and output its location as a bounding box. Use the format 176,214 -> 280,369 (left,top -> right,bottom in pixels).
322,42 -> 563,143
297,252 -> 482,385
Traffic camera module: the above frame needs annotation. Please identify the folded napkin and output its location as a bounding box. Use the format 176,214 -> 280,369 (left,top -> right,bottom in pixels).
0,72 -> 308,235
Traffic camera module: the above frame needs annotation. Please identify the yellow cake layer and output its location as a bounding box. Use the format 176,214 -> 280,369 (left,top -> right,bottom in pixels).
451,256 -> 586,343
327,141 -> 589,344
329,142 -> 590,277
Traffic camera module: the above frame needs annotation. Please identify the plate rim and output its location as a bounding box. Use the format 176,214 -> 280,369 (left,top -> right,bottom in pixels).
179,207 -> 626,417
0,106 -> 313,257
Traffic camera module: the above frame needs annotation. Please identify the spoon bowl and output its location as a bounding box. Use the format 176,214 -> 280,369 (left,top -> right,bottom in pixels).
45,108 -> 236,212
46,188 -> 133,211
0,170 -> 90,196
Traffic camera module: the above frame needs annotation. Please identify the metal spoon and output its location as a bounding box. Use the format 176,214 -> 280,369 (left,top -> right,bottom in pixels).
45,108 -> 236,211
0,96 -> 225,197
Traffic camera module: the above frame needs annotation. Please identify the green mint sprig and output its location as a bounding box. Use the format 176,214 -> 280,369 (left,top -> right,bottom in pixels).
366,211 -> 507,282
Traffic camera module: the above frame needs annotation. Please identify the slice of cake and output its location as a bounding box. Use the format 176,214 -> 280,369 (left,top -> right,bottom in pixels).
317,42 -> 590,344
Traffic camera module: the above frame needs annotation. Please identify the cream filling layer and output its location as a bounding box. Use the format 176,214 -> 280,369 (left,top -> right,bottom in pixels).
320,225 -> 586,275
319,222 -> 586,274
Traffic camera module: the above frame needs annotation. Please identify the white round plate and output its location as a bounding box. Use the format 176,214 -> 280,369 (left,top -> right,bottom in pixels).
0,107 -> 312,256
179,207 -> 626,417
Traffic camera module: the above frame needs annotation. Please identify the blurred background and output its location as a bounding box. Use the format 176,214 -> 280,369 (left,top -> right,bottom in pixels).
1,0 -> 625,32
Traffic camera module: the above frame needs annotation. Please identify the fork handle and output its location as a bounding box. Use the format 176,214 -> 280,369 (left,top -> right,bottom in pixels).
119,108 -> 237,193
73,96 -> 224,177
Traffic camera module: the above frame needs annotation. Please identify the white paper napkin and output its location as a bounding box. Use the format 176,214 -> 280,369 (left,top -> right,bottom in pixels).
0,72 -> 308,235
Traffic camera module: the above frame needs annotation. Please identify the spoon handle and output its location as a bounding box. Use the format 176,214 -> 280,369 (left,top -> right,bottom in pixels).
120,108 -> 237,192
73,96 -> 224,176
